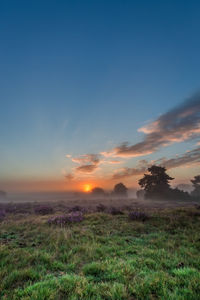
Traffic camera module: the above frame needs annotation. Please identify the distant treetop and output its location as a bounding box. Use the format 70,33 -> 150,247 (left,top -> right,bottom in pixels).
191,175 -> 200,198
113,183 -> 128,197
91,187 -> 105,196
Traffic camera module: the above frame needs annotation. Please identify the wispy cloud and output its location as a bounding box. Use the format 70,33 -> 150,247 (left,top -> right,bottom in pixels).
65,93 -> 200,180
66,153 -> 123,175
113,160 -> 149,179
113,146 -> 200,179
65,173 -> 74,180
107,160 -> 122,164
70,154 -> 100,165
76,164 -> 98,173
66,153 -> 101,174
103,93 -> 200,157
159,146 -> 200,169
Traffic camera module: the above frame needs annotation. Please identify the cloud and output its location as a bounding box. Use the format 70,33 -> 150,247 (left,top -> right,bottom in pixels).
65,93 -> 200,178
112,146 -> 200,179
65,173 -> 74,180
113,160 -> 150,179
76,164 -> 98,173
159,146 -> 200,169
70,154 -> 100,165
66,153 -> 123,175
67,153 -> 101,174
103,93 -> 200,157
108,160 -> 122,164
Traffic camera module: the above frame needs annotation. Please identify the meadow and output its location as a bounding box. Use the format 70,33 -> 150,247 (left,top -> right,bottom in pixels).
0,200 -> 200,300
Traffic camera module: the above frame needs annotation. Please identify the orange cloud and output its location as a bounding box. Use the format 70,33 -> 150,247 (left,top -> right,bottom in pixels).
76,164 -> 99,173
65,173 -> 74,180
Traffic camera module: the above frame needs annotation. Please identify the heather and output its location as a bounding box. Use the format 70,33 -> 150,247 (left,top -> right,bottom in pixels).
34,205 -> 54,215
0,203 -> 200,299
48,211 -> 84,226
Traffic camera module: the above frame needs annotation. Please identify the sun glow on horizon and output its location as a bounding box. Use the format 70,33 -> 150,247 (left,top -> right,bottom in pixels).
83,184 -> 92,192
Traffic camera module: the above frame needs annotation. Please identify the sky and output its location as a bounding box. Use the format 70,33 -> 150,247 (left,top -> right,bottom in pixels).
0,0 -> 200,193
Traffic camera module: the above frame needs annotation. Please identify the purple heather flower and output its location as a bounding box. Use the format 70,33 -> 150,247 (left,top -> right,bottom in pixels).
47,211 -> 84,226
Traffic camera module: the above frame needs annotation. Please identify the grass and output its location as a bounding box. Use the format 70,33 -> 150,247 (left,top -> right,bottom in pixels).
0,206 -> 200,299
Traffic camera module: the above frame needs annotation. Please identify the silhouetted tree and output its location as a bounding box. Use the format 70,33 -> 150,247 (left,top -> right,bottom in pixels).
138,165 -> 174,199
113,183 -> 128,197
191,175 -> 200,198
91,187 -> 105,197
169,187 -> 190,200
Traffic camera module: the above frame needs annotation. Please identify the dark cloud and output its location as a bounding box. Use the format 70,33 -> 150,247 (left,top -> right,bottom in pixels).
103,93 -> 200,157
160,146 -> 200,169
113,146 -> 200,179
65,173 -> 74,180
76,164 -> 98,173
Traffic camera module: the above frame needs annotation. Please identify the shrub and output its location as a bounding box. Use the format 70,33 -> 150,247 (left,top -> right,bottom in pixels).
128,211 -> 148,221
187,211 -> 200,217
69,205 -> 83,212
67,211 -> 84,222
96,204 -> 106,212
4,205 -> 17,213
34,205 -> 54,215
109,207 -> 123,215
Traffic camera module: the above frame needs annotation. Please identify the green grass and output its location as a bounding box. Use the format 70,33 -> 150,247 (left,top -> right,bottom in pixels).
0,208 -> 200,299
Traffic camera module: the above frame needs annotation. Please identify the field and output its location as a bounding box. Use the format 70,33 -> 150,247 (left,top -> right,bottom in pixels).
0,200 -> 200,300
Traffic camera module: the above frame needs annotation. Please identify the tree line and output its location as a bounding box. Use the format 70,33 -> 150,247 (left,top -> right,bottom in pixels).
92,165 -> 200,200
137,166 -> 200,200
91,183 -> 128,197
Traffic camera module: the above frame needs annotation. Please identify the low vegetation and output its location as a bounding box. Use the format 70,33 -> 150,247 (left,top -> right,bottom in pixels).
0,203 -> 200,299
34,205 -> 54,215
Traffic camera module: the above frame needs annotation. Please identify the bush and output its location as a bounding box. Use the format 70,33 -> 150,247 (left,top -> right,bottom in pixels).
67,211 -> 84,222
34,205 -> 54,215
109,207 -> 124,215
4,205 -> 17,213
128,211 -> 148,221
69,205 -> 83,212
96,204 -> 106,212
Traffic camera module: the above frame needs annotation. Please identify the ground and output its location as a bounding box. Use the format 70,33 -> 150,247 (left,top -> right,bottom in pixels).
0,201 -> 200,299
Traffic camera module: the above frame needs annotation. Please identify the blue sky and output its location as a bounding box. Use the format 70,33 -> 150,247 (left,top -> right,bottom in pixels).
0,1 -> 200,191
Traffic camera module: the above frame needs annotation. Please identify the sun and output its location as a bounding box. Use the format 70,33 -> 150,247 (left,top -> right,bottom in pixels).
83,184 -> 92,192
